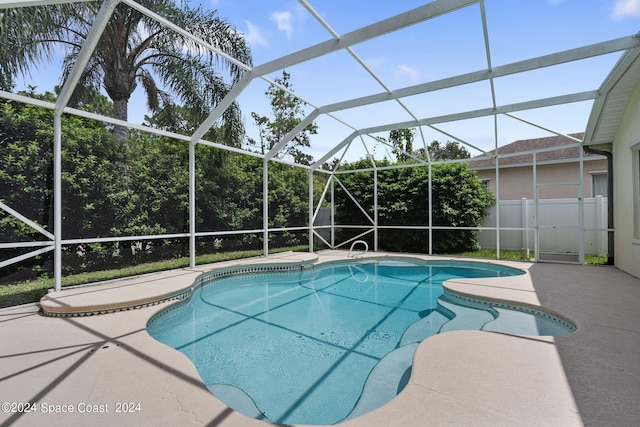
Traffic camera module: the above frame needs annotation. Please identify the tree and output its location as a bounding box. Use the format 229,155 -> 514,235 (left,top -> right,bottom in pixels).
0,89 -> 123,279
419,140 -> 471,160
0,74 -> 13,92
389,128 -> 415,162
334,159 -> 494,253
1,84 -> 317,282
0,0 -> 252,145
248,71 -> 318,165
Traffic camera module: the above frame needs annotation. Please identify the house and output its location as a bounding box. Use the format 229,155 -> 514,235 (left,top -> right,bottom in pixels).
583,45 -> 640,277
467,133 -> 610,258
468,133 -> 608,200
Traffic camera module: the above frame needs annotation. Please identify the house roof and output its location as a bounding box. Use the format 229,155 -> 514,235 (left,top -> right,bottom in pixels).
584,45 -> 640,147
468,132 -> 604,170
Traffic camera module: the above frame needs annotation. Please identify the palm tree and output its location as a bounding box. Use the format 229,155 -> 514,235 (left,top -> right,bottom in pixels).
0,0 -> 251,145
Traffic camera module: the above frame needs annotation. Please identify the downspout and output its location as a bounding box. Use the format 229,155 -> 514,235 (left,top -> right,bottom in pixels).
583,145 -> 614,265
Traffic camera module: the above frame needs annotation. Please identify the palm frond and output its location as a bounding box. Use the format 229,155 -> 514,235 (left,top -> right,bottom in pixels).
0,4 -> 69,77
2,0 -> 252,146
138,68 -> 162,112
149,4 -> 252,83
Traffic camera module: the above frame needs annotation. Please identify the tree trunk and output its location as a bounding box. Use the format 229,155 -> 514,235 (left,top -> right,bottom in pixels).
113,97 -> 129,146
111,97 -> 134,261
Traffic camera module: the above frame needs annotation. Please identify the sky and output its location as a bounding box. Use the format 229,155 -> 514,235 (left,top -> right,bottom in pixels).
12,0 -> 640,163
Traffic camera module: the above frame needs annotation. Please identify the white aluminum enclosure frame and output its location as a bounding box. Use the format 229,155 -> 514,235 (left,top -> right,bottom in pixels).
1,0 -> 637,291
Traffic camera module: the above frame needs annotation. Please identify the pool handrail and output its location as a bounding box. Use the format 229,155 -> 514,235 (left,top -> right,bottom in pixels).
349,240 -> 369,257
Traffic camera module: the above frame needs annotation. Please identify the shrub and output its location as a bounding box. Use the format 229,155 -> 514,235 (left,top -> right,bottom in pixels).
334,160 -> 494,253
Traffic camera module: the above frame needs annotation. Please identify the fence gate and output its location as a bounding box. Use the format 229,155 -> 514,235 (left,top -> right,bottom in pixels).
534,183 -> 584,264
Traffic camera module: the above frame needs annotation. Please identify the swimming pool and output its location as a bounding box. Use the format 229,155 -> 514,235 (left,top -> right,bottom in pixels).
147,257 -> 574,425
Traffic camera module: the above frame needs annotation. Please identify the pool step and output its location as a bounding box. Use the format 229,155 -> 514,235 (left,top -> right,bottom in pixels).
207,383 -> 266,420
399,310 -> 451,346
343,343 -> 418,422
482,308 -> 572,336
437,297 -> 496,333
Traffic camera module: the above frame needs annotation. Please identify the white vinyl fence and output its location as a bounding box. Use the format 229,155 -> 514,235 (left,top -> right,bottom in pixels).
478,196 -> 608,256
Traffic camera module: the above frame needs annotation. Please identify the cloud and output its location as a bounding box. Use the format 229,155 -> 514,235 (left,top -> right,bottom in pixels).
611,0 -> 640,20
271,10 -> 294,38
244,21 -> 269,47
395,65 -> 421,84
365,56 -> 386,69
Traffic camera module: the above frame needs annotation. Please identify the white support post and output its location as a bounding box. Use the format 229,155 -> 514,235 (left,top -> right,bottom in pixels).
595,195 -> 605,256
533,153 -> 539,262
49,0 -> 118,292
494,115 -> 500,260
263,159 -> 269,257
495,168 -> 500,260
309,170 -> 314,252
521,198 -> 530,259
428,162 -> 433,255
373,168 -> 378,251
189,141 -> 196,268
53,114 -> 63,292
578,144 -> 585,264
331,176 -> 335,248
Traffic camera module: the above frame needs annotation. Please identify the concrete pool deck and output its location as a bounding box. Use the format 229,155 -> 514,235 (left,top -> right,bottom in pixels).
1,251 -> 639,426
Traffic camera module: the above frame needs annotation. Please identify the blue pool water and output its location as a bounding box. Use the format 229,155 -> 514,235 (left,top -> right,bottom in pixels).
147,258 -> 574,425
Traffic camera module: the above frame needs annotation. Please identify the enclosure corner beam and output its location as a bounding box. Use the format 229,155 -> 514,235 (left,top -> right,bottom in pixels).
263,159 -> 269,257
189,141 -> 196,268
309,170 -> 314,252
53,114 -> 62,292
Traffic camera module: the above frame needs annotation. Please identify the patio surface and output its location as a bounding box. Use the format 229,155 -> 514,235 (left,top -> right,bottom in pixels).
1,251 -> 639,426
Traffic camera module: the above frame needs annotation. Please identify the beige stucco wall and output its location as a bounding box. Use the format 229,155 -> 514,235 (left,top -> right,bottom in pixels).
613,82 -> 640,278
474,159 -> 607,200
